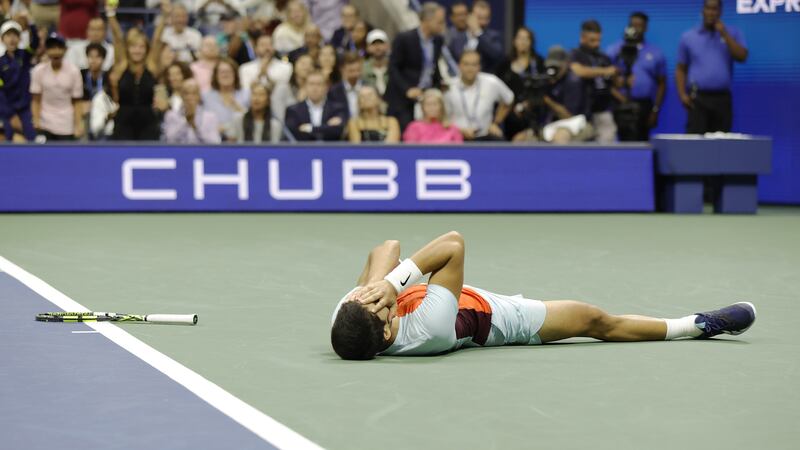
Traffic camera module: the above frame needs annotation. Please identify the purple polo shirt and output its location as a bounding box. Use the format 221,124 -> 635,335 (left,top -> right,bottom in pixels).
677,24 -> 746,91
606,41 -> 666,101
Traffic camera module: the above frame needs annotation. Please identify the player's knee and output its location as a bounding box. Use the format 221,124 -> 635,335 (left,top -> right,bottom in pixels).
446,231 -> 464,246
582,304 -> 615,338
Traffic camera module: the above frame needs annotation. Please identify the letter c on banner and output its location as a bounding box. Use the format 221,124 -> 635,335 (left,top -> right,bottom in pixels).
122,158 -> 178,200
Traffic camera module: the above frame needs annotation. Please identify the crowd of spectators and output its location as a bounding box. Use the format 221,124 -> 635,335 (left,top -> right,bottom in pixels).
0,0 -> 746,144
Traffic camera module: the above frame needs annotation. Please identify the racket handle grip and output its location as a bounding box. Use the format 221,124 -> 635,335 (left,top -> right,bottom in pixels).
145,314 -> 198,325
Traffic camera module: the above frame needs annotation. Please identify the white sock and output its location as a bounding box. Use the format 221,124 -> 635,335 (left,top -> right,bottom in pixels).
663,315 -> 703,340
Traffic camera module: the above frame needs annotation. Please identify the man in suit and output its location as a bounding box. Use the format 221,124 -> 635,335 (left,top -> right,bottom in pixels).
445,2 -> 469,62
448,0 -> 503,73
385,2 -> 447,131
328,52 -> 364,118
285,71 -> 349,141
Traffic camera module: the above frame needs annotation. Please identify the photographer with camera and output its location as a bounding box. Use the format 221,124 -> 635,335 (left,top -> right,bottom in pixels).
510,45 -> 593,144
568,20 -> 618,143
606,12 -> 666,141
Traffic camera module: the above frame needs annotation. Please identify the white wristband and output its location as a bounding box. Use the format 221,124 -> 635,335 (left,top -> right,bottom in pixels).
384,259 -> 424,294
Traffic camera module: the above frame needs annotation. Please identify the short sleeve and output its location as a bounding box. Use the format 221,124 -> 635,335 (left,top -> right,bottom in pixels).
676,35 -> 689,66
491,75 -> 514,105
71,68 -> 83,99
29,66 -> 42,94
729,26 -> 747,49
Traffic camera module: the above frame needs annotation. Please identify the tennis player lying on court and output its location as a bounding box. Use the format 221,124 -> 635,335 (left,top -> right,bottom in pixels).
330,232 -> 757,360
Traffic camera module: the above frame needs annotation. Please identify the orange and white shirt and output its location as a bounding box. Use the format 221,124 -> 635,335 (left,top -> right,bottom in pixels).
332,284 -> 547,356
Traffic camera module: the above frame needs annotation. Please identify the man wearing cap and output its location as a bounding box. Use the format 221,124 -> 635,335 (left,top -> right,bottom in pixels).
30,33 -> 84,141
362,29 -> 389,96
0,21 -> 37,141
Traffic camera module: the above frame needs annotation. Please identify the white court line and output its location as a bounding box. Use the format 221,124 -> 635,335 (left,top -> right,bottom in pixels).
71,330 -> 100,334
0,255 -> 322,450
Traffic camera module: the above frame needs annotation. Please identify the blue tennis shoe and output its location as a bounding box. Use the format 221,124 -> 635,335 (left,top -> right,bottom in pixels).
694,302 -> 757,339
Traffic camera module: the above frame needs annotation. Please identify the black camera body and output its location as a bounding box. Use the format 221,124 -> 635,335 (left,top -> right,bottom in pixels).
620,26 -> 643,70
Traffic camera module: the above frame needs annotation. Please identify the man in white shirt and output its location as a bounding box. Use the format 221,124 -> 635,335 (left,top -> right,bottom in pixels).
64,17 -> 115,71
444,50 -> 513,141
161,3 -> 203,63
238,34 -> 293,91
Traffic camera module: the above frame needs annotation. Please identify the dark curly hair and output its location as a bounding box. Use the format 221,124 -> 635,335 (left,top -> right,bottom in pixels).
331,301 -> 387,360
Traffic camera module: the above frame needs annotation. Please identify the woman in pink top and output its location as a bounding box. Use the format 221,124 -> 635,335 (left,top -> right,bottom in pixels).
402,89 -> 463,144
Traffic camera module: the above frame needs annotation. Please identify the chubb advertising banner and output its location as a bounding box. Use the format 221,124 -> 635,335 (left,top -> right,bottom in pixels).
0,145 -> 654,212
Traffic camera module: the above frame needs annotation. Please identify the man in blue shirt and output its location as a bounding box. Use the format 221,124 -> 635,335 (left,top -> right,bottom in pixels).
676,0 -> 748,134
0,21 -> 36,142
606,12 -> 666,141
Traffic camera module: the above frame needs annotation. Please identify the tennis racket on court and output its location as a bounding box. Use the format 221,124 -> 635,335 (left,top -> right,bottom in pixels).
35,311 -> 198,325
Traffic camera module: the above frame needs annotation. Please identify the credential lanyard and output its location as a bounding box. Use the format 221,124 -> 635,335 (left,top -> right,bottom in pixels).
458,79 -> 481,129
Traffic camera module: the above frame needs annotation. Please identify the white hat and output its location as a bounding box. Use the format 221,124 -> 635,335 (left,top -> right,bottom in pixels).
0,21 -> 22,37
367,29 -> 389,45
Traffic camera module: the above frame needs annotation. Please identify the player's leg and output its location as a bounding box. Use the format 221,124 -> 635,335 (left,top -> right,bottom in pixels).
538,300 -> 669,343
538,300 -> 757,343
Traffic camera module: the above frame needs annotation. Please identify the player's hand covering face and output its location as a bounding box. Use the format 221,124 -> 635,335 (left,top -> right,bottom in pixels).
355,280 -> 398,314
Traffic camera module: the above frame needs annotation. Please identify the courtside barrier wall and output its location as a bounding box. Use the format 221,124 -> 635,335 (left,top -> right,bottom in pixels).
0,144 -> 654,212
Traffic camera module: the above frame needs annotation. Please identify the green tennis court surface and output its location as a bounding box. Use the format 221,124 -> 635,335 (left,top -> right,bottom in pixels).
2,210 -> 799,449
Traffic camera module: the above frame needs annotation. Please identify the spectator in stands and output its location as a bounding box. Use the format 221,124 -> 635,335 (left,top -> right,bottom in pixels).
444,50 -> 513,141
224,15 -> 269,67
161,61 -> 193,111
0,21 -> 36,142
386,2 -> 446,131
202,57 -> 249,138
272,0 -> 310,56
161,3 -> 202,63
284,70 -> 348,141
239,34 -> 293,92
80,43 -> 109,120
271,53 -> 313,126
330,3 -> 358,54
228,82 -> 280,143
196,0 -> 239,36
163,78 -> 221,143
30,33 -> 84,140
512,45 -> 594,144
318,44 -> 341,84
107,1 -> 166,140
351,19 -> 369,58
448,0 -> 503,73
190,36 -> 220,92
59,0 -> 98,41
30,0 -> 60,34
302,0 -> 347,42
494,26 -> 544,140
328,52 -> 363,118
347,85 -> 400,143
569,20 -> 618,143
446,2 -> 469,59
65,18 -> 115,72
676,0 -> 747,134
252,0 -> 290,24
403,88 -> 462,144
3,8 -> 40,55
288,24 -> 322,64
362,29 -> 389,96
605,12 -> 666,142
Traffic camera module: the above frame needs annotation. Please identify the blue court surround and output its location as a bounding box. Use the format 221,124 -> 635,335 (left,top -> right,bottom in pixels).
0,272 -> 276,450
